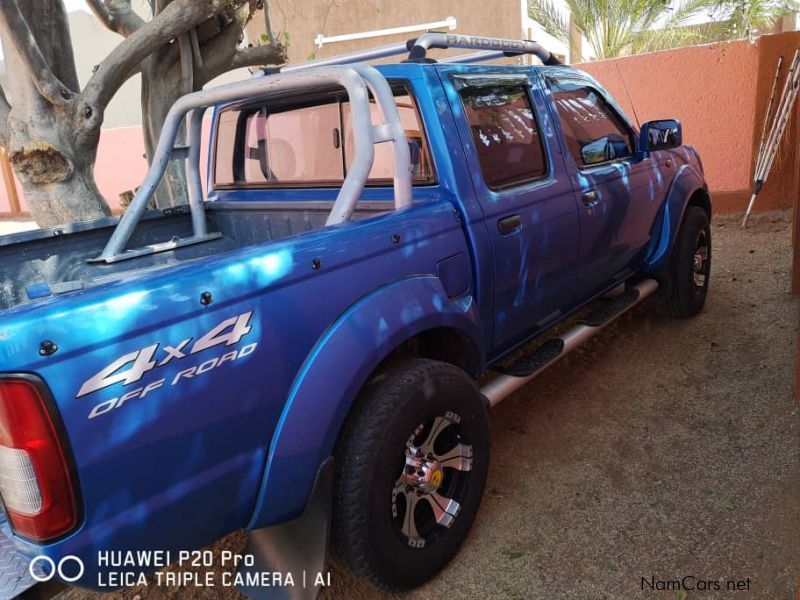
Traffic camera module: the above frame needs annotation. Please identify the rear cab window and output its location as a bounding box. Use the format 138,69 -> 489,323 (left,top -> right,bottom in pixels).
544,74 -> 635,168
457,82 -> 548,190
213,84 -> 435,189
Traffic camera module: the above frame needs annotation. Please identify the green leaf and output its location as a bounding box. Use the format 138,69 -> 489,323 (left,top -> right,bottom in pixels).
307,52 -> 316,61
712,498 -> 735,510
261,33 -> 271,43
529,0 -> 728,60
283,31 -> 291,43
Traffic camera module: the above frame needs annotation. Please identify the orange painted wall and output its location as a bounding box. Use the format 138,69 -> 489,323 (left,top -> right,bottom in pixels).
579,32 -> 800,213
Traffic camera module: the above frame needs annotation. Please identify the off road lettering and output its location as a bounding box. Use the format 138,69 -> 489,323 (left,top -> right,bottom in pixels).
78,311 -> 254,398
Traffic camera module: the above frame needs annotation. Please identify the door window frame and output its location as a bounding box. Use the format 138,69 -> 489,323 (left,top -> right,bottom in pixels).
543,72 -> 638,171
453,74 -> 552,193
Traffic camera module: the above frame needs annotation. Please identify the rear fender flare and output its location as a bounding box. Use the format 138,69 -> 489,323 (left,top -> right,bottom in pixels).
246,275 -> 483,529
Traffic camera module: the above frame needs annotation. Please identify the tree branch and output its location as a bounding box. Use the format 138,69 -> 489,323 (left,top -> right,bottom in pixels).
0,1 -> 76,105
87,0 -> 146,37
178,33 -> 194,93
263,1 -> 275,41
200,42 -> 284,83
82,0 -> 241,111
87,0 -> 114,30
0,85 -> 11,147
0,86 -> 10,117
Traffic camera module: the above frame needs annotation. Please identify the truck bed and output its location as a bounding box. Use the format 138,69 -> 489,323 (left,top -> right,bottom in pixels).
0,201 -> 388,312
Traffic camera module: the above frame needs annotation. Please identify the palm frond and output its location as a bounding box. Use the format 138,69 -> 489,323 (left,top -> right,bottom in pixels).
527,0 -> 571,43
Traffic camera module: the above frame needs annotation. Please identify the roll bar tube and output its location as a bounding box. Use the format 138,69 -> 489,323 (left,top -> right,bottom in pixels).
91,65 -> 411,263
406,33 -> 562,65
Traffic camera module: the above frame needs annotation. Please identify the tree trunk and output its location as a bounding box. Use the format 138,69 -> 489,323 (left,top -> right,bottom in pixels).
0,1 -> 110,227
141,57 -> 188,209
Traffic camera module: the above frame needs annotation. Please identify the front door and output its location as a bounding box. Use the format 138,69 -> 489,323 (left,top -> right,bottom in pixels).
543,70 -> 668,298
441,67 -> 580,352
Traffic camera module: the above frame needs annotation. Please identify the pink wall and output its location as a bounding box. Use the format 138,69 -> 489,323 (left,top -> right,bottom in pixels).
0,121 -> 212,215
579,32 -> 800,213
93,126 -> 148,210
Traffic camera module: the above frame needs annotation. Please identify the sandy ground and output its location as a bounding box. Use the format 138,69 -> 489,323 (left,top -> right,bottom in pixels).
59,209 -> 798,600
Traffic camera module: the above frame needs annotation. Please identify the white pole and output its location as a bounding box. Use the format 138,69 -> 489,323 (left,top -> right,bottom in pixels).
743,50 -> 800,228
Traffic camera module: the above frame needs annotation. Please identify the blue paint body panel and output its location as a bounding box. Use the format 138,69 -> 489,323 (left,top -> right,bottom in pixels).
0,62 -> 708,588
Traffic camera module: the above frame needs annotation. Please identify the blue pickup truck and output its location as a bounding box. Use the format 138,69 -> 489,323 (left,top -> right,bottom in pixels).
0,34 -> 710,596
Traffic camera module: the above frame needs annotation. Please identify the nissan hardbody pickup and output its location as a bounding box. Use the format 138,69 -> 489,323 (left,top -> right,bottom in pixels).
0,34 -> 711,596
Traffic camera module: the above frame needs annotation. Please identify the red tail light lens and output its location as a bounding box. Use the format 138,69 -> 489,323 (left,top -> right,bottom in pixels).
0,378 -> 77,541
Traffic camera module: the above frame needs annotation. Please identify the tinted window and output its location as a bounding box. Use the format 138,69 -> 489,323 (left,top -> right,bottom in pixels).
214,87 -> 433,187
460,85 -> 547,189
547,79 -> 633,167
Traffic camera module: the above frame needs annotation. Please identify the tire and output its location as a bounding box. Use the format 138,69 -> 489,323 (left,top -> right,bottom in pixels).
331,358 -> 490,592
654,206 -> 711,318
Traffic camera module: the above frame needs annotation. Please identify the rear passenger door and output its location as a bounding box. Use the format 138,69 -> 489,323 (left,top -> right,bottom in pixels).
441,69 -> 581,352
543,71 -> 667,298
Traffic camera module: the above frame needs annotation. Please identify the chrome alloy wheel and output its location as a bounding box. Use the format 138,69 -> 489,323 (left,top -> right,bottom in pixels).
391,411 -> 473,549
692,230 -> 709,288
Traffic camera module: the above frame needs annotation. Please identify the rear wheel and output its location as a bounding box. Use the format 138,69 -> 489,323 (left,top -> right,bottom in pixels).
331,358 -> 489,592
655,206 -> 711,318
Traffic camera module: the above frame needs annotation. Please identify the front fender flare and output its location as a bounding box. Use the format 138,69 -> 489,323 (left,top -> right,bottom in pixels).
646,162 -> 707,271
246,275 -> 483,529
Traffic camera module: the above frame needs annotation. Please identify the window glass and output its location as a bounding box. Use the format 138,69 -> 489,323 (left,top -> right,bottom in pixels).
215,101 -> 343,186
459,85 -> 547,189
342,94 -> 433,183
214,87 -> 434,187
547,79 -> 633,167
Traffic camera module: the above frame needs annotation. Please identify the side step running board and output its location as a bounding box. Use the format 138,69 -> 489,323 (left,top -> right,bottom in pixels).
481,278 -> 659,408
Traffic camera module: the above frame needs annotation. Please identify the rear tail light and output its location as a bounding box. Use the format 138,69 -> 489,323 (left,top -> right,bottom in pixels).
0,378 -> 78,541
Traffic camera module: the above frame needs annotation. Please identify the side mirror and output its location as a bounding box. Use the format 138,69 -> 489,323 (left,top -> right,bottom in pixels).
640,119 -> 682,153
580,134 -> 631,166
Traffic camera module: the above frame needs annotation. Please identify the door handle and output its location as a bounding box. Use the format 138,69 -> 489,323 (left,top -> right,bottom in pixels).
581,190 -> 598,205
497,214 -> 522,235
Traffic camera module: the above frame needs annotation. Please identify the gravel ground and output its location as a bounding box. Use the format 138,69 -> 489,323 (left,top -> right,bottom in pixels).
61,209 -> 798,600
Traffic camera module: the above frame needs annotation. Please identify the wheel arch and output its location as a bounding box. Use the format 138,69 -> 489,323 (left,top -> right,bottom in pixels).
383,326 -> 483,378
646,164 -> 710,271
246,276 -> 484,529
688,187 -> 712,220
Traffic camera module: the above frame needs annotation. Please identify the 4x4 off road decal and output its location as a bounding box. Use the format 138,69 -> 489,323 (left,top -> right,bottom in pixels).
78,311 -> 256,419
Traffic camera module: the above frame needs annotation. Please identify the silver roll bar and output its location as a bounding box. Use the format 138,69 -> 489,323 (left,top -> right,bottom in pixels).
186,108 -> 207,238
407,33 -> 562,65
92,65 -> 412,263
343,64 -> 412,219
